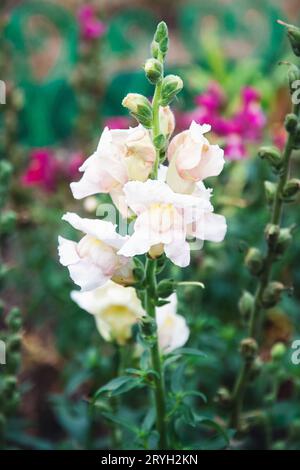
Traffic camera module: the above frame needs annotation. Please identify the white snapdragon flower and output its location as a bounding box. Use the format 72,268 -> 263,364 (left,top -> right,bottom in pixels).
70,125 -> 156,217
118,179 -> 226,267
71,281 -> 145,345
58,212 -> 133,291
156,293 -> 189,353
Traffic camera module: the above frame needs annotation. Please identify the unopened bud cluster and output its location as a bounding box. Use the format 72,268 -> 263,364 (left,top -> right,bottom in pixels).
122,21 -> 180,141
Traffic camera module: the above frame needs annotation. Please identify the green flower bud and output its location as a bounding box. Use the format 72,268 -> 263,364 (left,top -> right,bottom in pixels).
261,281 -> 285,308
160,75 -> 183,106
275,227 -> 293,255
215,387 -> 231,408
264,224 -> 280,249
258,146 -> 282,170
270,342 -> 286,361
0,210 -> 16,235
6,307 -> 22,332
240,338 -> 258,361
282,178 -> 300,201
238,291 -> 254,320
157,279 -> 175,298
144,58 -> 163,84
151,40 -> 160,59
284,113 -> 298,132
245,248 -> 264,276
153,133 -> 166,150
278,20 -> 300,57
153,21 -> 169,58
122,93 -> 153,128
154,21 -> 168,43
264,181 -> 277,205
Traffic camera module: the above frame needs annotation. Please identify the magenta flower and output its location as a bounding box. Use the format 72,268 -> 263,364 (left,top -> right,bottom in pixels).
21,149 -> 61,192
104,116 -> 131,130
224,134 -> 247,160
66,152 -> 84,180
78,5 -> 106,41
177,83 -> 266,160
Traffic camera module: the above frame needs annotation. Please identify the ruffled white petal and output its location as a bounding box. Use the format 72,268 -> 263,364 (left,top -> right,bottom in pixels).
58,236 -> 80,266
164,240 -> 190,267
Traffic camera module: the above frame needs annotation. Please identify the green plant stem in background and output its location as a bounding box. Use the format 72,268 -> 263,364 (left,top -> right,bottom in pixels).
230,104 -> 299,430
143,257 -> 168,449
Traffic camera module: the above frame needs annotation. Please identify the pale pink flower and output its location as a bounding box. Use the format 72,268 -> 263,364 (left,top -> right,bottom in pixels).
70,125 -> 156,215
58,212 -> 133,291
166,121 -> 225,194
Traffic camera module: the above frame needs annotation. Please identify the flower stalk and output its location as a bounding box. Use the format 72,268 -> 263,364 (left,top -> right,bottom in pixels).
229,30 -> 300,428
142,258 -> 168,449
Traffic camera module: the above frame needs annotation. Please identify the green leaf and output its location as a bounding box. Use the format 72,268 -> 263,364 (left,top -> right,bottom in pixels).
196,417 -> 230,446
101,411 -> 138,433
183,390 -> 207,403
169,347 -> 206,358
94,375 -> 143,399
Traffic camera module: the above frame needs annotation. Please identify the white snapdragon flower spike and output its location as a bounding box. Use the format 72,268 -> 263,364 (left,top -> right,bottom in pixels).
70,125 -> 156,217
156,293 -> 189,353
118,179 -> 226,267
58,212 -> 133,291
166,121 -> 225,194
71,281 -> 145,345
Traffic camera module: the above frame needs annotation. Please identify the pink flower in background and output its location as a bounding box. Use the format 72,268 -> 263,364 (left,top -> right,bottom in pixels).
224,134 -> 247,160
21,149 -> 60,192
66,153 -> 84,180
78,5 -> 106,41
104,116 -> 131,130
177,83 -> 266,160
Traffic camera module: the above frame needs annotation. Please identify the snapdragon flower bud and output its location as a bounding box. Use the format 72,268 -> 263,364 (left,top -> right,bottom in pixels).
157,279 -> 175,298
284,113 -> 298,132
240,338 -> 258,361
238,291 -> 254,321
153,21 -> 169,58
265,224 -> 280,249
264,181 -> 276,205
258,146 -> 282,170
144,58 -> 163,84
122,93 -> 153,128
160,75 -> 183,106
282,178 -> 300,201
275,227 -> 293,255
245,248 -> 264,276
159,106 -> 175,137
278,20 -> 300,57
261,281 -> 285,308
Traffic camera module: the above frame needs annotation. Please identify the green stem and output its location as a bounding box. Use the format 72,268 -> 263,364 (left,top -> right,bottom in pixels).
143,257 -> 168,449
249,128 -> 295,339
230,105 -> 298,430
151,55 -> 163,179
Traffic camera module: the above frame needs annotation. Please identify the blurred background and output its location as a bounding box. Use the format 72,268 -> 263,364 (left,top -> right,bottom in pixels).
1,0 -> 300,450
